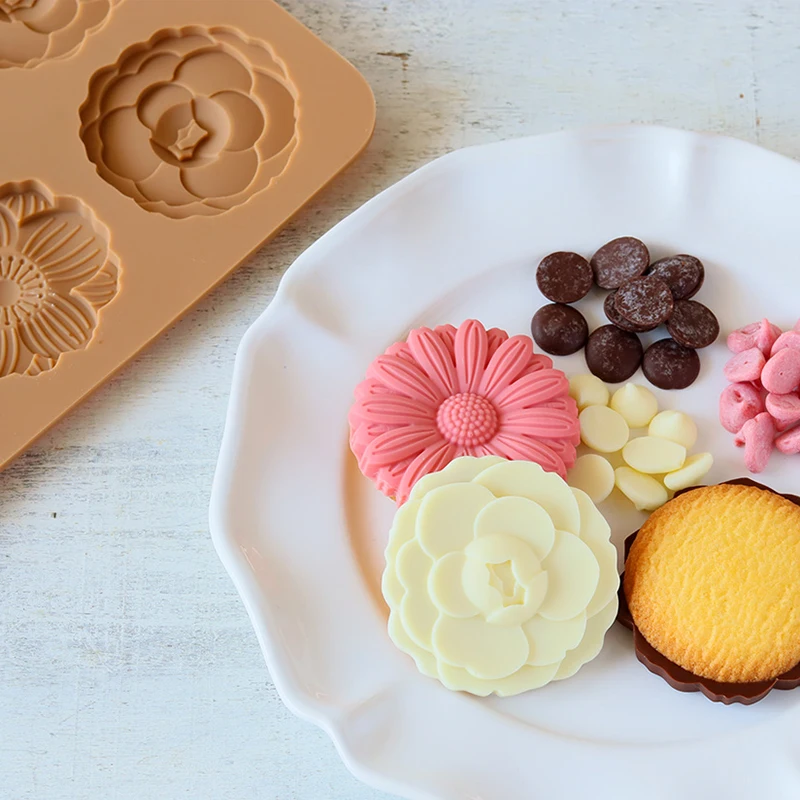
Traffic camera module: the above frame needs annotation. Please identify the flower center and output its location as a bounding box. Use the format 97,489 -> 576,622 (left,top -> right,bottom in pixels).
487,561 -> 525,607
167,119 -> 208,162
0,276 -> 19,306
0,253 -> 47,328
436,392 -> 499,447
149,97 -> 230,170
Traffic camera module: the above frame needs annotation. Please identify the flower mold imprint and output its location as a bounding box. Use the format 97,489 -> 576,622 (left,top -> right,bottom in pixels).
349,320 -> 581,504
0,0 -> 117,70
0,180 -> 119,377
79,25 -> 299,218
381,457 -> 620,696
0,0 -> 375,470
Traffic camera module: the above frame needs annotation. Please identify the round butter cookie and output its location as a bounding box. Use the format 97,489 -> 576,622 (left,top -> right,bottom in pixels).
624,482 -> 800,684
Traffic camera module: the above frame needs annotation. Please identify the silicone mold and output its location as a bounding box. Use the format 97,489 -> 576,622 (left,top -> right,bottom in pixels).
0,0 -> 375,469
0,0 -> 119,70
80,26 -> 299,218
0,179 -> 119,376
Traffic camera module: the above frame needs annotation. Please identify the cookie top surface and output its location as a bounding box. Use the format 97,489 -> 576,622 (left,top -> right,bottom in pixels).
624,483 -> 800,683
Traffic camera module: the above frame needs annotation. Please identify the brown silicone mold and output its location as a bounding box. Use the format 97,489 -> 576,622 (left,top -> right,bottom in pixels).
618,479 -> 800,705
0,0 -> 375,469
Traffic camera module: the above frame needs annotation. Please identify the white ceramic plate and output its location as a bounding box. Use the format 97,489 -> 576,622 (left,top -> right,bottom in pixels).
210,126 -> 800,800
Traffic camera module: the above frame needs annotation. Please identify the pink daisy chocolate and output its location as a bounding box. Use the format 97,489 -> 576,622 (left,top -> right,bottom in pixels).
348,319 -> 580,503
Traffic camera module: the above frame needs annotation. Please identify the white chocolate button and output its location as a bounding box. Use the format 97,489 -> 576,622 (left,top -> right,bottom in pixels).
614,466 -> 668,511
609,383 -> 659,428
569,374 -> 610,410
648,409 -> 698,449
622,436 -> 686,474
567,454 -> 615,504
579,405 -> 629,453
664,452 -> 714,491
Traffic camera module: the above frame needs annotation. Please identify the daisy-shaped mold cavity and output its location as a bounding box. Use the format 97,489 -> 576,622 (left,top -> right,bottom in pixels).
349,320 -> 581,504
79,25 -> 299,218
0,179 -> 120,377
382,457 -> 620,696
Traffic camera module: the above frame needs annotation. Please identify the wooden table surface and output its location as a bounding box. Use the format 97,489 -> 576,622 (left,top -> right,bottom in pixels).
3,1 -> 800,798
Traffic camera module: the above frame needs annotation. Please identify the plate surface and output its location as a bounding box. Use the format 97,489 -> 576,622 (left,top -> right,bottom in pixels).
210,126 -> 800,800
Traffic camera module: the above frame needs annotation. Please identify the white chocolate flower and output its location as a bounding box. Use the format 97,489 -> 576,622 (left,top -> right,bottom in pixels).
382,456 -> 619,696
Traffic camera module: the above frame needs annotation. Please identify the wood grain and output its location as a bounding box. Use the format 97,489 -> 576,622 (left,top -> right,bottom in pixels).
3,1 -> 800,797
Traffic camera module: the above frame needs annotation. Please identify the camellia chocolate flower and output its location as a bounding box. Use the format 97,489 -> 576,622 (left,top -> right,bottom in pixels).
349,320 -> 581,504
80,26 -> 298,218
382,457 -> 619,696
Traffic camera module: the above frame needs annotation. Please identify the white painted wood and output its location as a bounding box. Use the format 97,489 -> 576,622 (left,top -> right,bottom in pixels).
2,1 -> 800,797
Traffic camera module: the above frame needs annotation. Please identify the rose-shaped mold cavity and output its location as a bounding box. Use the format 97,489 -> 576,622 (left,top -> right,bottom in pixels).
0,0 -> 117,70
0,179 -> 120,377
382,457 -> 620,696
349,320 -> 581,505
79,25 -> 299,219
